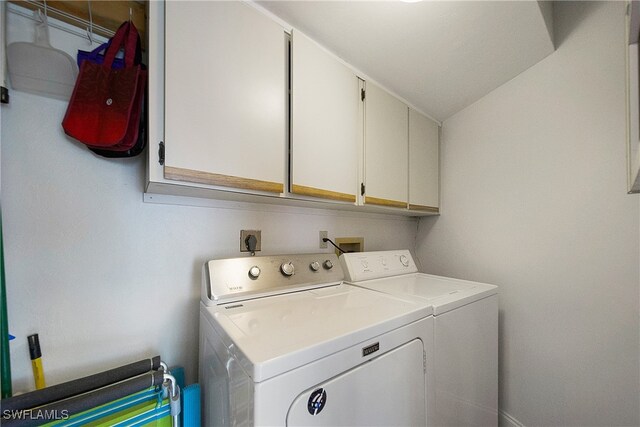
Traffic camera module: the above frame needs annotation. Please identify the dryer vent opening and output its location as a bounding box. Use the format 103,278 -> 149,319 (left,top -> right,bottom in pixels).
334,237 -> 364,256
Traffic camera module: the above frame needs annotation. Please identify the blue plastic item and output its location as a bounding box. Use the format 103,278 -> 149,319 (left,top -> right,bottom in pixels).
77,42 -> 125,69
182,384 -> 200,427
169,367 -> 185,390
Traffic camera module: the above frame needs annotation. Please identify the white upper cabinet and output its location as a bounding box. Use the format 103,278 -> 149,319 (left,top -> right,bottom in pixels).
363,82 -> 409,208
290,30 -> 359,203
409,108 -> 439,212
163,1 -> 286,194
147,1 -> 439,216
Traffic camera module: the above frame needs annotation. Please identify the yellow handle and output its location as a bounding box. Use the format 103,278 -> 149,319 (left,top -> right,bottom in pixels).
31,358 -> 45,389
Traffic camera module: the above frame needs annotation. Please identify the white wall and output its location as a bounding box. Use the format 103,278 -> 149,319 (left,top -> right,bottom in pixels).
0,10 -> 418,392
416,2 -> 639,426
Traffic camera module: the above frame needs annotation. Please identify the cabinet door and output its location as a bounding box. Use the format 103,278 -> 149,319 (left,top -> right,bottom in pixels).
164,2 -> 286,193
364,83 -> 408,208
409,109 -> 439,212
290,30 -> 358,203
626,3 -> 640,193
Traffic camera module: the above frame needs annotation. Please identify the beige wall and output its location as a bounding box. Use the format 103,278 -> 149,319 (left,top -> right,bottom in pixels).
417,2 -> 640,426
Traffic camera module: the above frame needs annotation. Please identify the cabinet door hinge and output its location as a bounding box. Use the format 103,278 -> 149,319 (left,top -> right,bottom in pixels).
360,183 -> 365,196
158,141 -> 165,166
361,88 -> 366,101
0,87 -> 9,104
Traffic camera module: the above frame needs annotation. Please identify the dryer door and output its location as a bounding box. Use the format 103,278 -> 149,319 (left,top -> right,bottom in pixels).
286,339 -> 426,426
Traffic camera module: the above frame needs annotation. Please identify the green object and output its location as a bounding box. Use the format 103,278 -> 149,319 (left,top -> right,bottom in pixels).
44,387 -> 172,427
0,215 -> 12,398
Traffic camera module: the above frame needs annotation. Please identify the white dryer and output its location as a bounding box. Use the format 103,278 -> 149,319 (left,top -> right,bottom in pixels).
340,250 -> 498,427
199,253 -> 434,426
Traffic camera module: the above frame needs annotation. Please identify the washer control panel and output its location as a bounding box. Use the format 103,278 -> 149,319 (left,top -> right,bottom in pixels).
203,253 -> 344,305
340,250 -> 418,282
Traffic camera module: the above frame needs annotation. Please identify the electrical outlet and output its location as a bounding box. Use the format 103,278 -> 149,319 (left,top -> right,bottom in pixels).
319,231 -> 328,249
240,230 -> 262,252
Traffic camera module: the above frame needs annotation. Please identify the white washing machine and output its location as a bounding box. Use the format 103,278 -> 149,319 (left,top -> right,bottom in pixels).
199,253 -> 435,426
340,250 -> 498,427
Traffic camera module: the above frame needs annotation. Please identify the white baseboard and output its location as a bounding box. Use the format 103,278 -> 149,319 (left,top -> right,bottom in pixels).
499,410 -> 525,427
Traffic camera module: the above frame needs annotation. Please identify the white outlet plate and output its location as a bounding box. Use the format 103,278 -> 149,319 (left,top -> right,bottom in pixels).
319,231 -> 328,248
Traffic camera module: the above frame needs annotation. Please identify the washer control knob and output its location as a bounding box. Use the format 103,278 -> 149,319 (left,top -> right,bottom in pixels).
248,266 -> 261,279
323,260 -> 333,270
310,261 -> 320,272
281,262 -> 295,276
400,255 -> 409,267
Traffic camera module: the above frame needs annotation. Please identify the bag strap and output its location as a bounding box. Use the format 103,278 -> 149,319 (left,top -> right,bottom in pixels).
103,22 -> 140,68
131,24 -> 143,66
103,22 -> 128,68
124,23 -> 141,67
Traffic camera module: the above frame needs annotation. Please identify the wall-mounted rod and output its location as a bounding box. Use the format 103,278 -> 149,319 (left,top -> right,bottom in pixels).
7,1 -> 113,43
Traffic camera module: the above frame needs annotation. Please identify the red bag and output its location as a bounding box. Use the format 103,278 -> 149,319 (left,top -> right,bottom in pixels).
62,22 -> 146,151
